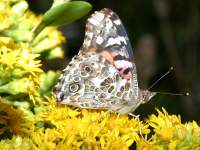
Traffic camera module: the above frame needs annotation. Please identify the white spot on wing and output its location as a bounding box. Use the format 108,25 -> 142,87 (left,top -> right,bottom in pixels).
94,12 -> 105,22
106,36 -> 127,47
96,36 -> 104,44
118,36 -> 127,44
107,38 -> 121,46
86,32 -> 93,39
91,78 -> 103,86
114,19 -> 121,25
88,17 -> 99,26
114,60 -> 132,68
88,12 -> 105,26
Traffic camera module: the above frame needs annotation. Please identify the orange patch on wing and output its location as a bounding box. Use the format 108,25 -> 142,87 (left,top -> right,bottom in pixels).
99,50 -> 114,64
88,48 -> 96,52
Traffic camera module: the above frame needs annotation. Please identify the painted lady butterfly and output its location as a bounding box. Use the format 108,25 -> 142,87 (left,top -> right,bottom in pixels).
53,8 -> 156,114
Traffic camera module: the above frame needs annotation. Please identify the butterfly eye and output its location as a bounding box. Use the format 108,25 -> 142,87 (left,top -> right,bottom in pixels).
69,83 -> 80,93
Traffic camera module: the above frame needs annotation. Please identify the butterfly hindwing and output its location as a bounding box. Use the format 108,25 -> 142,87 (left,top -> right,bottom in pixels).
54,52 -> 138,113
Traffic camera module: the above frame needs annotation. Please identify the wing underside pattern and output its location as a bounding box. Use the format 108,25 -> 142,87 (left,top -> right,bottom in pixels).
82,8 -> 134,60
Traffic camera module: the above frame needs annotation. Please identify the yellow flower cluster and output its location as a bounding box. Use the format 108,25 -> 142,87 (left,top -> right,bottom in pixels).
0,37 -> 42,104
0,0 -> 65,59
1,97 -> 200,150
0,96 -> 149,150
0,100 -> 35,137
34,99 -> 149,149
145,108 -> 200,149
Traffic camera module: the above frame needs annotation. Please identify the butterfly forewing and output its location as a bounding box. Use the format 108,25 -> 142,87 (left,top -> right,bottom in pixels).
82,8 -> 133,60
83,8 -> 139,100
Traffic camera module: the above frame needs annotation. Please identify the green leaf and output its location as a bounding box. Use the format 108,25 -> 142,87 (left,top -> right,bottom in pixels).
33,1 -> 92,38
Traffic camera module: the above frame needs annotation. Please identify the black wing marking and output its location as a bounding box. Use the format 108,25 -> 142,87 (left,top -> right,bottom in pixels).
82,8 -> 134,60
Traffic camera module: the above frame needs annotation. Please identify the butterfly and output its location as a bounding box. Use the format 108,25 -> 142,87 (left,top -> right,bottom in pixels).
53,8 -> 156,114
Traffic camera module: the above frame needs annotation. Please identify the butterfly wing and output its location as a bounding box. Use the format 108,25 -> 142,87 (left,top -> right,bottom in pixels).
82,8 -> 133,60
54,8 -> 141,114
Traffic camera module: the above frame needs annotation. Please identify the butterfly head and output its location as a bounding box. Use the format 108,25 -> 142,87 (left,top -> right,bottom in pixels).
139,90 -> 157,104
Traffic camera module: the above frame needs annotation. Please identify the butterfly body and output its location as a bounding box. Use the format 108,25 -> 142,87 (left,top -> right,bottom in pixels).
54,8 -> 156,114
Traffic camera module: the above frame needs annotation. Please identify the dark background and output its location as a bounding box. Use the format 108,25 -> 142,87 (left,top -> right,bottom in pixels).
27,0 -> 200,122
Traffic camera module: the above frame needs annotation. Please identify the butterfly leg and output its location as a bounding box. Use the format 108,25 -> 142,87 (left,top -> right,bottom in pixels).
128,113 -> 149,143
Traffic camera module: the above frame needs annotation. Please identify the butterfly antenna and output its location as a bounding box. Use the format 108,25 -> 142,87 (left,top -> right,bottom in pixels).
148,66 -> 174,91
155,91 -> 190,96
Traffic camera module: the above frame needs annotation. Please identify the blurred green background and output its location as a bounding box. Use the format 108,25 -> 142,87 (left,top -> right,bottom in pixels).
27,0 -> 200,122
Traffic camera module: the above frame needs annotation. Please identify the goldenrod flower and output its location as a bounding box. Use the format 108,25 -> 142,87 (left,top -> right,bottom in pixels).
0,0 -> 65,59
0,37 -> 42,104
32,98 -> 149,149
0,100 -> 34,136
1,96 -> 200,149
0,136 -> 36,150
141,108 -> 200,149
